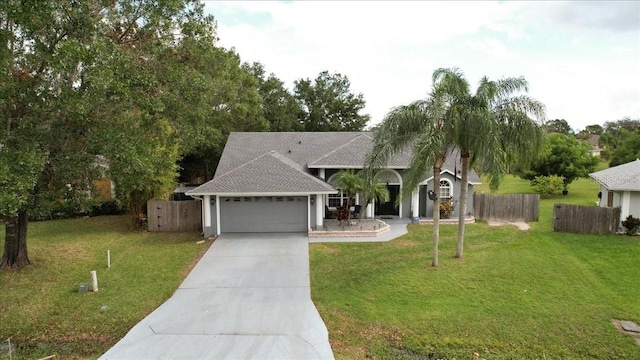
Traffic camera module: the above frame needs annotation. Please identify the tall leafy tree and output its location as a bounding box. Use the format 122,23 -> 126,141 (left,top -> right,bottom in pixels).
603,117 -> 640,133
176,53 -> 268,183
295,71 -> 370,131
1,0 -> 265,267
445,70 -> 546,259
81,0 -> 266,227
244,62 -> 302,132
600,117 -> 640,160
1,0 -> 108,267
365,69 -> 466,267
544,119 -> 572,134
583,124 -> 604,135
516,133 -> 599,191
608,128 -> 640,166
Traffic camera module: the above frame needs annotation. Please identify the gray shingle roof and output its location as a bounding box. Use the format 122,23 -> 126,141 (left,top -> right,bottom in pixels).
188,132 -> 482,195
423,150 -> 482,184
308,133 -> 413,168
214,132 -> 367,176
589,159 -> 640,191
188,150 -> 335,195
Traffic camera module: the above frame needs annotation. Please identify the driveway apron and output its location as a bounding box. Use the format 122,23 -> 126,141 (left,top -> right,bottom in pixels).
100,233 -> 334,359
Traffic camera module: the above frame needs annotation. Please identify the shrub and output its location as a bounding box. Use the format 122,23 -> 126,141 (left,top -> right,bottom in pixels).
91,200 -> 126,216
621,215 -> 640,236
439,201 -> 454,218
531,175 -> 565,197
29,200 -> 125,221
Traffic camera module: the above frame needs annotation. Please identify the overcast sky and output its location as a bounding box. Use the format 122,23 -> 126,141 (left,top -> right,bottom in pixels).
202,1 -> 640,132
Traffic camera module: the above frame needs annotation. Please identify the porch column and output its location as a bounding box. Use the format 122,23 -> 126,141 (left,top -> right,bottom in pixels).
366,202 -> 373,218
318,168 -> 325,180
215,195 -> 221,236
203,195 -> 211,227
412,189 -> 419,218
355,193 -> 359,205
315,194 -> 323,229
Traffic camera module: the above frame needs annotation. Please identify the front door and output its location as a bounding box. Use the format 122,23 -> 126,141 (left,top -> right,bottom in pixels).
376,185 -> 399,216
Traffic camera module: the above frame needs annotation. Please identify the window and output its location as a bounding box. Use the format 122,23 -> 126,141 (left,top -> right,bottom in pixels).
439,179 -> 452,203
328,191 -> 353,207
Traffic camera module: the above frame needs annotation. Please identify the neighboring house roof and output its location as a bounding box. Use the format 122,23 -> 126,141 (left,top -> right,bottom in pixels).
586,134 -> 601,148
414,151 -> 482,185
188,132 -> 482,195
589,159 -> 640,191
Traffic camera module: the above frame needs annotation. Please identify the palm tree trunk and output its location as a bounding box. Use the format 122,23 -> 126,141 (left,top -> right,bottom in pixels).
456,153 -> 470,259
344,192 -> 351,222
1,210 -> 31,269
432,161 -> 443,267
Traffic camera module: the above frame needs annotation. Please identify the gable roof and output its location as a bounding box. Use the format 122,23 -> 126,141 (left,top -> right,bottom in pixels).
213,132 -> 360,176
188,132 -> 482,195
586,134 -> 601,148
589,159 -> 640,191
308,133 -> 413,168
422,153 -> 482,184
188,150 -> 335,195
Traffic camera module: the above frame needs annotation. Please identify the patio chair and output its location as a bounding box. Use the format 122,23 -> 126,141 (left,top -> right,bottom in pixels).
351,205 -> 362,219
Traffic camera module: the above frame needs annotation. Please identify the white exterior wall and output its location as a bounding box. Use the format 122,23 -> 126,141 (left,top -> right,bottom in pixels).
630,192 -> 640,218
597,185 -> 607,207
620,191 -> 632,220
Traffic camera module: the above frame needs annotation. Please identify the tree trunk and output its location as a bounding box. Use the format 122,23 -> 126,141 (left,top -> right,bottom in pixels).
456,153 -> 470,259
432,161 -> 443,267
128,190 -> 148,230
1,210 -> 31,269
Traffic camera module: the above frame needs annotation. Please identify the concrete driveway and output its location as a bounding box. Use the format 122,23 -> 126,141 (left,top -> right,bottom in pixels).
100,233 -> 334,360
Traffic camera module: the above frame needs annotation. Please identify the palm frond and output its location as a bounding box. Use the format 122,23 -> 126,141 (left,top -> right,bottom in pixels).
401,129 -> 445,200
496,95 -> 547,122
496,76 -> 529,97
364,100 -> 432,177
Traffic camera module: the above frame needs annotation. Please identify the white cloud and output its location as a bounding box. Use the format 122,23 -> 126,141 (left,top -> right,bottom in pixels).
203,0 -> 640,131
464,38 -> 520,60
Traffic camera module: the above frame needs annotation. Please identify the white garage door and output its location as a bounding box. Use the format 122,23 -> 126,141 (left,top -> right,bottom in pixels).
219,196 -> 308,233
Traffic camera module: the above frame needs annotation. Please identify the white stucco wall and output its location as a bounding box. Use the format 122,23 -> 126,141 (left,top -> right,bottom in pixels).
630,192 -> 640,218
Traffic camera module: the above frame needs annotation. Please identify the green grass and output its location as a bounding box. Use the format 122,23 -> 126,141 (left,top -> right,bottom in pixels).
311,176 -> 640,359
0,215 -> 211,359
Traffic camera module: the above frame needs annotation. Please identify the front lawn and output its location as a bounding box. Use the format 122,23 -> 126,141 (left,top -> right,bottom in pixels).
310,177 -> 640,359
0,215 -> 210,359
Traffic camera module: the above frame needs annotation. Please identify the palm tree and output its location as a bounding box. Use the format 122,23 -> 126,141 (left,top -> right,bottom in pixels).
365,69 -> 468,267
445,70 -> 546,259
359,173 -> 390,219
334,169 -> 364,223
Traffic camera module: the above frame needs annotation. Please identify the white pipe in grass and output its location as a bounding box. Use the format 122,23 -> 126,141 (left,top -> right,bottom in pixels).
107,250 -> 111,268
91,270 -> 98,292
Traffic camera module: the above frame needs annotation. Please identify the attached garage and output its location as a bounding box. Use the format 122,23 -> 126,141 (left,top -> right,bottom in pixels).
219,196 -> 308,233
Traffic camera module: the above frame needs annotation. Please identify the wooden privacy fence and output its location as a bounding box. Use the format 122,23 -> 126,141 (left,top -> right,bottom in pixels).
147,200 -> 202,232
473,194 -> 540,222
553,204 -> 620,234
